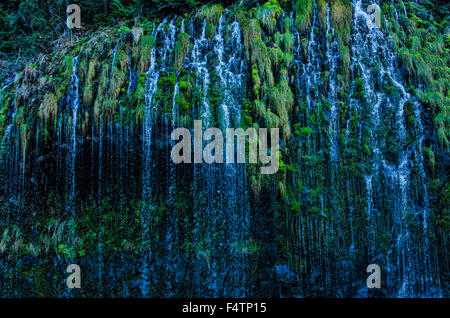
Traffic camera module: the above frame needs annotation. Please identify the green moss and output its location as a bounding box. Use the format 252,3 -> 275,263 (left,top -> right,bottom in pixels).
330,0 -> 352,33
82,59 -> 98,106
317,0 -> 327,28
251,39 -> 274,87
255,100 -> 266,118
398,47 -> 414,75
407,35 -> 422,51
38,92 -> 58,124
282,16 -> 292,32
196,4 -> 224,25
108,68 -> 126,101
138,35 -> 155,73
0,97 -> 10,135
61,55 -> 73,87
93,62 -> 111,122
269,46 -> 284,70
264,108 -> 281,129
20,123 -> 30,174
242,19 -> 262,60
330,0 -> 352,84
423,147 -> 436,174
174,32 -> 190,71
269,79 -> 294,125
206,23 -> 216,40
282,32 -> 294,53
417,90 -> 444,112
339,45 -> 350,86
294,0 -> 313,32
250,65 -> 260,98
297,126 -> 313,137
256,0 -> 283,35
116,49 -> 129,70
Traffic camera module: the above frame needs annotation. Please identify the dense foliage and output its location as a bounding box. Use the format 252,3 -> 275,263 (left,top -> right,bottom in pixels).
0,0 -> 448,297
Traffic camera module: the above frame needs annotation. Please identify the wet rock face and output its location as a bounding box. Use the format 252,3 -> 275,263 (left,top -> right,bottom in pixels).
0,1 -> 448,297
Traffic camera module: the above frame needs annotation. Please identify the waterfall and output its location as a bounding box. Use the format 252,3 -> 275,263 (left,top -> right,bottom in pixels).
0,1 -> 446,299
302,2 -> 321,115
140,18 -> 177,297
187,12 -> 249,297
352,0 -> 441,297
0,77 -> 15,146
66,55 -> 80,217
0,77 -> 16,190
190,18 -> 214,295
326,5 -> 340,165
213,13 -> 249,297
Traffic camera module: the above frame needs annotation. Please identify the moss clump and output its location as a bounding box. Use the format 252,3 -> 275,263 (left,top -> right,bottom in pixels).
103,98 -> 119,120
354,77 -> 365,99
131,27 -> 144,45
269,46 -> 284,71
20,123 -> 30,175
300,37 -> 308,55
294,0 -> 313,32
61,55 -> 74,87
116,49 -> 129,70
338,45 -> 350,88
108,68 -> 127,101
269,79 -> 294,125
254,99 -> 266,118
330,0 -> 352,84
252,65 -> 261,97
174,32 -> 190,71
138,35 -> 155,73
256,0 -> 283,35
317,0 -> 327,29
82,59 -> 98,106
206,24 -> 216,40
93,62 -> 111,122
283,16 -> 292,33
263,108 -> 282,129
251,39 -> 275,87
38,92 -> 58,124
196,4 -> 224,25
423,146 -> 436,175
0,98 -> 9,136
133,74 -> 146,102
398,47 -> 414,75
282,32 -> 294,53
241,19 -> 262,60
330,0 -> 353,32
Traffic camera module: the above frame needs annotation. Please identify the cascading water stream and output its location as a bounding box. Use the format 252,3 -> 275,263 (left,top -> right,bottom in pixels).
351,0 -> 441,297
140,18 -> 177,297
325,5 -> 340,165
189,19 -> 214,295
302,2 -> 321,116
66,55 -> 80,217
0,1 -> 446,299
213,13 -> 249,297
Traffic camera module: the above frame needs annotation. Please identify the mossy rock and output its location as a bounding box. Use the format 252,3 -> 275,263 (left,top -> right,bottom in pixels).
138,35 -> 155,73
38,92 -> 58,124
174,32 -> 190,71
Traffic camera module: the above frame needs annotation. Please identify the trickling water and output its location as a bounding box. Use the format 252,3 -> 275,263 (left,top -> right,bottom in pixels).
140,18 -> 177,297
302,2 -> 321,115
0,1 -> 446,299
352,0 -> 441,297
213,13 -> 249,297
0,77 -> 16,161
66,56 -> 80,217
325,5 -> 340,164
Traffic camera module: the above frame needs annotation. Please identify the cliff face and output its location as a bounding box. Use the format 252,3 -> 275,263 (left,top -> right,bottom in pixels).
0,0 -> 448,297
